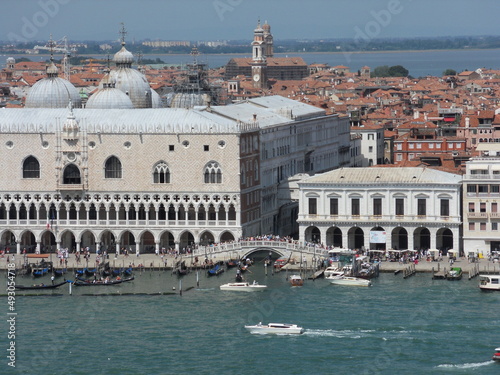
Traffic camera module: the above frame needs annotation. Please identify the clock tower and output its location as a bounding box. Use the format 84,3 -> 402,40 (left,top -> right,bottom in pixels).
251,20 -> 267,89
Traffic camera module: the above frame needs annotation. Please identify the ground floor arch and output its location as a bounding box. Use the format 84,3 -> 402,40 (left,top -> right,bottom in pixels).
436,228 -> 454,253
391,227 -> 408,250
304,226 -> 321,244
413,227 -> 431,251
348,227 -> 364,250
326,227 -> 342,248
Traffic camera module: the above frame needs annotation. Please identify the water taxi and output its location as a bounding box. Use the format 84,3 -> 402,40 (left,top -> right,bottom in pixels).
479,274 -> 500,291
327,275 -> 372,287
244,322 -> 304,335
289,274 -> 304,287
219,281 -> 267,292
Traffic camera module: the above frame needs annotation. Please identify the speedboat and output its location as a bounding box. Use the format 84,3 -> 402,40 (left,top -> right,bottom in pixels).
289,274 -> 304,287
244,322 -> 304,335
327,275 -> 372,287
479,274 -> 500,291
492,347 -> 500,361
324,265 -> 351,278
219,281 -> 267,292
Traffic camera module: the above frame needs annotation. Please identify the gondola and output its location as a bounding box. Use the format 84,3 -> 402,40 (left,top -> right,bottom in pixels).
111,268 -> 123,277
53,269 -> 67,277
16,280 -> 69,290
226,259 -> 240,268
73,276 -> 135,286
32,268 -> 49,277
123,267 -> 133,276
84,268 -> 97,276
207,264 -> 224,276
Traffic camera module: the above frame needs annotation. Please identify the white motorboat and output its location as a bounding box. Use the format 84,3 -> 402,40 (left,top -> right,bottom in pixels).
479,274 -> 500,291
244,322 -> 304,335
492,347 -> 500,361
327,275 -> 372,287
219,281 -> 267,292
289,274 -> 304,287
324,264 -> 352,278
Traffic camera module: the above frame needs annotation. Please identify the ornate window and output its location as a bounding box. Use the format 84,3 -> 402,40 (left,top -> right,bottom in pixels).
63,164 -> 81,184
105,156 -> 122,179
204,161 -> 222,184
153,162 -> 170,184
23,156 -> 40,178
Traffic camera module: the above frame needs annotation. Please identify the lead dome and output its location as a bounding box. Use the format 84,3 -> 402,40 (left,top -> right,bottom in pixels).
25,61 -> 82,109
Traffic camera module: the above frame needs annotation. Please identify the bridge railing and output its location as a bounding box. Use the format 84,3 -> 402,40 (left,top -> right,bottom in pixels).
191,240 -> 329,259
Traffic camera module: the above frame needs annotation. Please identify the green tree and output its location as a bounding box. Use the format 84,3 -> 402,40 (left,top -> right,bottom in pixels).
443,69 -> 457,76
371,65 -> 390,77
388,65 -> 409,77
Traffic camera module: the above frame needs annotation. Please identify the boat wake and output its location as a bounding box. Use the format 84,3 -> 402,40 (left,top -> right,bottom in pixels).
303,329 -> 417,340
436,360 -> 495,370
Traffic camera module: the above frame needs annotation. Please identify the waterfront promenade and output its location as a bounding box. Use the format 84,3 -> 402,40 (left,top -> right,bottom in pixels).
2,250 -> 500,277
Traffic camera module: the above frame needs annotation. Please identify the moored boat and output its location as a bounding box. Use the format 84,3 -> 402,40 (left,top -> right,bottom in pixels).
447,267 -> 463,280
32,267 -> 49,277
244,322 -> 304,335
73,276 -> 134,286
220,281 -> 267,292
479,274 -> 500,291
15,280 -> 69,290
327,275 -> 372,287
207,264 -> 224,276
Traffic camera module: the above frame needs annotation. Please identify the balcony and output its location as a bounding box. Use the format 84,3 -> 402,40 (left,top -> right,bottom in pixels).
467,212 -> 488,219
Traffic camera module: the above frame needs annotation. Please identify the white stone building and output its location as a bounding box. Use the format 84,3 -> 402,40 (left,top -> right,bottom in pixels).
297,167 -> 462,253
0,41 -> 351,254
462,144 -> 500,256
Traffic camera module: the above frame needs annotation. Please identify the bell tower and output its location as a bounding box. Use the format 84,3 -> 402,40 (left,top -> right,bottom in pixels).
251,20 -> 267,89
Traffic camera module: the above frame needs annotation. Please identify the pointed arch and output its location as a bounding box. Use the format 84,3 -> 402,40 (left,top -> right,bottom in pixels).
204,161 -> 222,184
105,156 -> 122,178
153,161 -> 170,183
63,164 -> 81,184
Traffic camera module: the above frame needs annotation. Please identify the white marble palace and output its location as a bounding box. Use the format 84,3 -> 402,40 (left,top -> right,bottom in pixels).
0,41 -> 351,254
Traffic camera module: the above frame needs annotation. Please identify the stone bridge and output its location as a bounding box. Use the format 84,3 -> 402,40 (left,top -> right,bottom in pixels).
191,240 -> 328,261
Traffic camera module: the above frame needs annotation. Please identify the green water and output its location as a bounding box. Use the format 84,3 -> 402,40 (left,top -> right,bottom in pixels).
3,267 -> 499,374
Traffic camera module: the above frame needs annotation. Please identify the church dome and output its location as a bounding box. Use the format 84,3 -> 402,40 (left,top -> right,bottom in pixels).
113,45 -> 134,66
104,67 -> 152,108
6,57 -> 15,65
151,89 -> 163,108
165,92 -> 208,109
86,84 -> 134,109
25,61 -> 82,108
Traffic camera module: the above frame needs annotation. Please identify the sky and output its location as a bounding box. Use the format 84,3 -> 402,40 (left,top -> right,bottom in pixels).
1,0 -> 499,43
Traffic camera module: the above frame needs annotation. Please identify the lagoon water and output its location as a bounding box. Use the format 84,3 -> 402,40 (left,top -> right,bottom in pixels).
5,265 -> 500,375
4,48 -> 500,78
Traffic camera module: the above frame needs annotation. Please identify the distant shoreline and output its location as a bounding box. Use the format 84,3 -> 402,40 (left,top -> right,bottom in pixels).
6,47 -> 500,58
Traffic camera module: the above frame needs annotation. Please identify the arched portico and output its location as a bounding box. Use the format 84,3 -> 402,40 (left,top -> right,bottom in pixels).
348,227 -> 364,250
326,227 -> 342,248
391,227 -> 408,250
413,227 -> 431,251
436,228 -> 454,253
304,226 -> 321,244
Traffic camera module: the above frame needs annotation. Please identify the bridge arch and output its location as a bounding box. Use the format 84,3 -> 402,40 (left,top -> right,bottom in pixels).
241,246 -> 289,260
